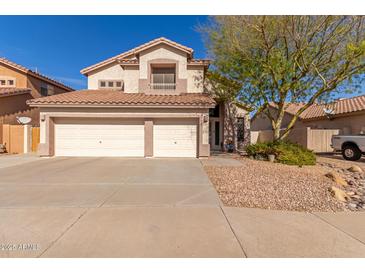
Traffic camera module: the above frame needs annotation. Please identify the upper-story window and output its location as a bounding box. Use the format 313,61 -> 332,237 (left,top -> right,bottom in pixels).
0,76 -> 16,87
40,83 -> 54,96
150,66 -> 176,90
99,80 -> 123,90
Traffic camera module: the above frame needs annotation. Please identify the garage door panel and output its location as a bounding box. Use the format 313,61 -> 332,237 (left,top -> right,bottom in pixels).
55,118 -> 144,157
153,119 -> 197,158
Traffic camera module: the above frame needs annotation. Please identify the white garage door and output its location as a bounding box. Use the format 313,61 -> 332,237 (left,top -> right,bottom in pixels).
153,119 -> 197,157
54,118 -> 144,157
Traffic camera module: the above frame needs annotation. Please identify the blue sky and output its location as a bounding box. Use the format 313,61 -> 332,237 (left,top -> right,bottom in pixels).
0,15 -> 363,99
0,16 -> 209,90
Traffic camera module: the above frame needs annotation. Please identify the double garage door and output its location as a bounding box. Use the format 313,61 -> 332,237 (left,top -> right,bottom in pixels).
54,118 -> 197,157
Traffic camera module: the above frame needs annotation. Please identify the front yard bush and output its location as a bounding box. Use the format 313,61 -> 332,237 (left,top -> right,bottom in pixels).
245,141 -> 316,166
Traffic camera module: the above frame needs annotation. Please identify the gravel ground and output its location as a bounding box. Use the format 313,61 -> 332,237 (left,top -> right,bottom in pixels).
204,157 -> 345,212
317,154 -> 365,170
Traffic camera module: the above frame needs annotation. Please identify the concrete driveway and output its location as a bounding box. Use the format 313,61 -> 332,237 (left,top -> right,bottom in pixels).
0,157 -> 242,257
0,156 -> 364,257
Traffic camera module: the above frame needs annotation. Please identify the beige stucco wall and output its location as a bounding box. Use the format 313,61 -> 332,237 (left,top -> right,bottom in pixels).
40,113 -> 46,143
37,106 -> 210,157
1,63 -> 70,126
187,67 -> 204,93
251,107 -> 305,131
123,67 -> 139,93
302,112 -> 365,135
27,74 -> 70,97
251,106 -> 365,135
0,63 -> 28,88
139,45 -> 188,79
87,63 -> 124,90
0,93 -> 39,126
86,44 -> 205,94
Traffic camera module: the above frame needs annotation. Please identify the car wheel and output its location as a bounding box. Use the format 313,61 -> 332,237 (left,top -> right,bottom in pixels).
342,145 -> 362,161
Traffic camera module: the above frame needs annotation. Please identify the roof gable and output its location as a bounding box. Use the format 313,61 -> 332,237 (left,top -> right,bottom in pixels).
80,37 -> 194,75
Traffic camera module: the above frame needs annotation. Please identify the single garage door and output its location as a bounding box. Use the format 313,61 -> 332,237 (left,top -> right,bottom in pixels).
54,118 -> 145,157
153,119 -> 197,157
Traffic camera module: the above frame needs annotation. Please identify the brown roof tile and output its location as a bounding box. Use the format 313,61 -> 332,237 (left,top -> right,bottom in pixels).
118,58 -> 210,67
301,95 -> 365,120
187,59 -> 210,66
0,57 -> 74,91
27,89 -> 216,108
269,102 -> 306,115
0,87 -> 31,97
269,95 -> 365,120
118,59 -> 139,65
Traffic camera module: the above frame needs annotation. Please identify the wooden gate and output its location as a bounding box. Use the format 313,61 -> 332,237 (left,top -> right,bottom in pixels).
1,124 -> 24,154
31,127 -> 40,152
308,129 -> 340,153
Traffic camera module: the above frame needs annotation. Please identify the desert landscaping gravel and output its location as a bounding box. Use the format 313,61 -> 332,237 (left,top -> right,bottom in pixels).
204,157 -> 346,212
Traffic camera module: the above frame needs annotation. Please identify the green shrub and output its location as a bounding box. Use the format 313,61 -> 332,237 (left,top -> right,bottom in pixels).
245,142 -> 271,158
245,141 -> 316,166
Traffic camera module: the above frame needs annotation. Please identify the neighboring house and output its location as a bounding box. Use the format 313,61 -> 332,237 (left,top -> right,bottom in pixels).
251,95 -> 365,134
28,37 -> 248,158
0,57 -> 74,126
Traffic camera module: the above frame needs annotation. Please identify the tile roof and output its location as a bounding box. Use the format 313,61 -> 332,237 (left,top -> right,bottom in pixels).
269,95 -> 365,120
269,102 -> 306,115
0,57 -> 74,91
118,59 -> 139,65
0,87 -> 31,97
80,37 -> 196,75
301,95 -> 365,120
118,58 -> 210,67
187,59 -> 211,66
27,89 -> 216,108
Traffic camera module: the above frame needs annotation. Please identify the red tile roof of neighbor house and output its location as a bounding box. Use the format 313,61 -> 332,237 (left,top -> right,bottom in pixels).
268,102 -> 306,116
269,95 -> 365,120
301,95 -> 365,120
27,89 -> 217,108
0,87 -> 31,97
0,57 -> 74,91
80,37 -> 209,75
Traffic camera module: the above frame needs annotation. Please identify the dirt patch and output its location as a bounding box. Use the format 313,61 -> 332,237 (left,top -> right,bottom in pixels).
204,157 -> 345,212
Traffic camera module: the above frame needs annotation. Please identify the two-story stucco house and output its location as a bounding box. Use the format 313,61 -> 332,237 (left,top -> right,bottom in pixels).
28,37 -> 247,158
0,57 -> 73,126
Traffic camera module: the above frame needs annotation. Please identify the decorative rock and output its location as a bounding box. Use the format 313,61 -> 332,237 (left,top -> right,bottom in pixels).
325,172 -> 348,186
348,165 -> 363,173
0,144 -> 6,153
348,203 -> 357,209
329,186 -> 349,202
354,175 -> 361,180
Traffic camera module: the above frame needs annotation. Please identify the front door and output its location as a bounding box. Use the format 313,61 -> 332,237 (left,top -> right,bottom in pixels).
209,118 -> 221,151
